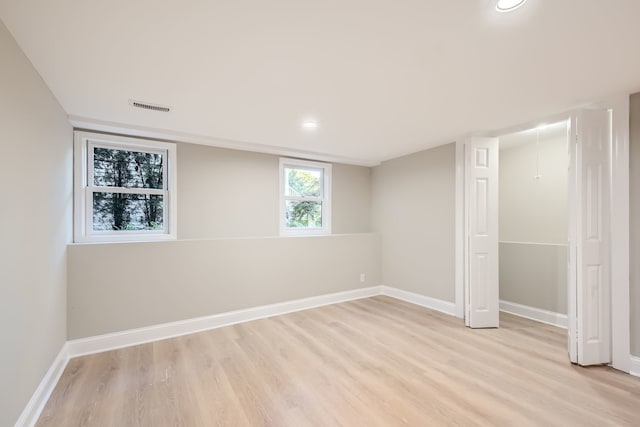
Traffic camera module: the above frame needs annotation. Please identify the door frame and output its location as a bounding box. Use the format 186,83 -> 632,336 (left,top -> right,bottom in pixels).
454,94 -> 631,372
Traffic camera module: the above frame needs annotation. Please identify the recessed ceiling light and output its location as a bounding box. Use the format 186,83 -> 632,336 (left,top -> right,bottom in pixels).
302,120 -> 318,130
496,0 -> 527,13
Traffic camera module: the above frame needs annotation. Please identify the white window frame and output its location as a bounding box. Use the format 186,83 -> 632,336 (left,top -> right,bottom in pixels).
74,131 -> 177,243
279,158 -> 332,236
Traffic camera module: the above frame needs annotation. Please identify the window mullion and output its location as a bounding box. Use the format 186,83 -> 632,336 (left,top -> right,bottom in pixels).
162,151 -> 168,190
283,195 -> 322,202
88,186 -> 165,195
76,130 -> 176,242
87,142 -> 96,187
279,157 -> 331,236
90,141 -> 166,157
85,186 -> 93,237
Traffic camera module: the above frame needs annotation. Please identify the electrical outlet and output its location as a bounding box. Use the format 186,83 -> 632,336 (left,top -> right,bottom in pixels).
359,273 -> 366,283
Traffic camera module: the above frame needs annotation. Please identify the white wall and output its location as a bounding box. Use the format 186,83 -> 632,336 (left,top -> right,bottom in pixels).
0,20 -> 72,426
630,92 -> 640,357
499,130 -> 568,314
371,143 -> 456,302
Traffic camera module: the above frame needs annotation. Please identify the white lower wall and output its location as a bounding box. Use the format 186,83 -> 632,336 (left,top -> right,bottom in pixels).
67,233 -> 381,339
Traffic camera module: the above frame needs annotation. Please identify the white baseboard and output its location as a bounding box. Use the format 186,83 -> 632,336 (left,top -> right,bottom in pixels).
66,285 -> 459,358
631,356 -> 640,378
15,343 -> 69,427
14,285 -> 490,425
499,300 -> 568,329
67,286 -> 383,358
381,286 -> 457,316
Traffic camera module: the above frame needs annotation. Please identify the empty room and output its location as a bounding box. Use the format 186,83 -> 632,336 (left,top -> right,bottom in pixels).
2,0 -> 640,426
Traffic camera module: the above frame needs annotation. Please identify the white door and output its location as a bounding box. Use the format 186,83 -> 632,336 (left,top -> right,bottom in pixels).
568,109 -> 612,365
465,137 -> 499,328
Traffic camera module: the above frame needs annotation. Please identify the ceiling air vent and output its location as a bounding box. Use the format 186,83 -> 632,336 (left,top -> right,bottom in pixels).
128,99 -> 172,113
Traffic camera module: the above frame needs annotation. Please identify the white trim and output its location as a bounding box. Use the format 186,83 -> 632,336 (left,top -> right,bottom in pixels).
455,97 -> 631,372
499,300 -> 568,329
499,241 -> 568,247
454,140 -> 465,318
14,344 -> 69,427
67,286 -> 381,357
73,130 -> 178,244
279,157 -> 332,236
381,286 -> 457,316
606,95 -> 631,373
630,356 -> 640,378
65,285 -> 461,358
16,286 -> 635,425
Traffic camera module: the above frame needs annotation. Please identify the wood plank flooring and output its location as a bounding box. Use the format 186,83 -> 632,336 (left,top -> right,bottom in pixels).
36,296 -> 640,426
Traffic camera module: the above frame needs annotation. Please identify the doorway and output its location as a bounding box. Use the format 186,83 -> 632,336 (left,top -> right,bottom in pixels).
498,122 -> 570,328
457,106 -> 628,368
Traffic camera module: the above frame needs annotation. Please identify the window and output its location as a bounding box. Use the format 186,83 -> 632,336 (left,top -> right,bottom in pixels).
74,131 -> 177,243
279,158 -> 331,236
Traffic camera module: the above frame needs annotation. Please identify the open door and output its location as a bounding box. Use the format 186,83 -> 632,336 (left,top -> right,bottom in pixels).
464,137 -> 499,328
568,109 -> 612,365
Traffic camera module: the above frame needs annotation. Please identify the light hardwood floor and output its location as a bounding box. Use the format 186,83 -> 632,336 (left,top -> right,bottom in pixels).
37,296 -> 640,426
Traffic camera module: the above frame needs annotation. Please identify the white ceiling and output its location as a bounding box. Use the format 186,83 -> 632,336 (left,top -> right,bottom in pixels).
1,0 -> 640,165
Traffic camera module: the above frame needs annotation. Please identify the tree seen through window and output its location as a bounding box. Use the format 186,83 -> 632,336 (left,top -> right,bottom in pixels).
285,167 -> 323,228
92,147 -> 164,231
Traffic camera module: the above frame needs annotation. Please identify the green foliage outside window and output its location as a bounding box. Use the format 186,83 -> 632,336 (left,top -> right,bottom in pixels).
92,147 -> 164,231
285,168 -> 323,228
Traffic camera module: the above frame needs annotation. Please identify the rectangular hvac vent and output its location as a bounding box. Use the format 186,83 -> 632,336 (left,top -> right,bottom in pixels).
128,99 -> 171,113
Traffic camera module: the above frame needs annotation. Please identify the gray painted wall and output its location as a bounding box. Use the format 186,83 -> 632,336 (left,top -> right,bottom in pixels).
499,132 -> 568,244
499,131 -> 568,314
68,142 -> 375,339
178,143 -> 372,239
499,243 -> 567,313
0,21 -> 72,426
371,143 -> 456,302
630,92 -> 640,357
177,144 -> 279,238
68,234 -> 380,339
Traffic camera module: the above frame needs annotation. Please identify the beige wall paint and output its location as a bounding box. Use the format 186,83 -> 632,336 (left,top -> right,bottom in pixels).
499,243 -> 567,314
630,92 -> 640,357
177,144 -> 279,238
371,143 -> 456,302
0,21 -> 72,426
498,132 -> 568,314
67,234 -> 380,339
69,121 -> 373,340
499,133 -> 568,244
177,143 -> 371,238
332,163 -> 372,234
